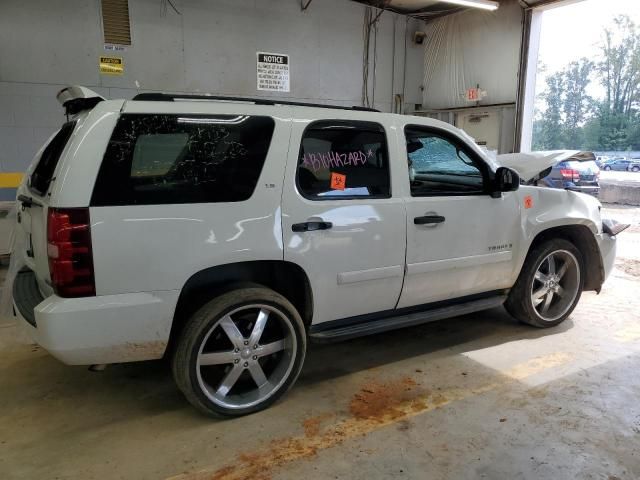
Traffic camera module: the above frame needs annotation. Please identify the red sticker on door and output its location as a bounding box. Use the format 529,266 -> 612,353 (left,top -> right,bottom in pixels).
330,172 -> 346,191
524,195 -> 533,209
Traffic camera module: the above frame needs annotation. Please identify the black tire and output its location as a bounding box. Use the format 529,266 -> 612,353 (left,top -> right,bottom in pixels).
172,287 -> 306,417
505,239 -> 584,328
604,166 -> 612,171
632,166 -> 640,172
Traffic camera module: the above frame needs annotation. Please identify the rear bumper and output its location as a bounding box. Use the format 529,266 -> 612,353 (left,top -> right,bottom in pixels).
13,274 -> 180,365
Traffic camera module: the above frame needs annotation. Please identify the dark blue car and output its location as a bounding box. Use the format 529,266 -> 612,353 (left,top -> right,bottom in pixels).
539,158 -> 600,197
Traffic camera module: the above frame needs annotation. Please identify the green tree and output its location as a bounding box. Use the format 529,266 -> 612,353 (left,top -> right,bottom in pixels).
536,71 -> 566,149
596,15 -> 640,149
533,59 -> 593,150
532,14 -> 640,152
562,59 -> 594,148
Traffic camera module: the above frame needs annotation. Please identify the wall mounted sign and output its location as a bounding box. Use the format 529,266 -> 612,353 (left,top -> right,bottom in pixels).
465,87 -> 487,102
257,52 -> 289,92
99,56 -> 124,75
104,44 -> 127,52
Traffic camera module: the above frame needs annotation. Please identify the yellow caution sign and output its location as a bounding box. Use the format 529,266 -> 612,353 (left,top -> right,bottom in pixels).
99,56 -> 124,75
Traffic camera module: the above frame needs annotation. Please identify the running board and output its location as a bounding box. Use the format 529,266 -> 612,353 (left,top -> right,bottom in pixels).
309,295 -> 507,343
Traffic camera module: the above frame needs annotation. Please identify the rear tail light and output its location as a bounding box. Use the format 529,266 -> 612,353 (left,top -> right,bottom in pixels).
560,168 -> 580,182
47,207 -> 96,297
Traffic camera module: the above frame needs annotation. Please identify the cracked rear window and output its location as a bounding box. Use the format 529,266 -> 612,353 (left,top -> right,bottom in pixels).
91,114 -> 275,206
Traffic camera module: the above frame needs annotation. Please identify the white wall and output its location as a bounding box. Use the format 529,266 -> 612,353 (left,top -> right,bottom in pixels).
0,0 -> 425,177
422,0 -> 523,110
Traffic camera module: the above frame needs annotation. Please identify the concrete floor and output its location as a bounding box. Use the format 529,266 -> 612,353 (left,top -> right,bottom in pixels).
1,206 -> 639,480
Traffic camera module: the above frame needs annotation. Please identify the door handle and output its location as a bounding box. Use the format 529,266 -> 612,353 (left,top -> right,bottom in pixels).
292,221 -> 333,232
414,215 -> 445,225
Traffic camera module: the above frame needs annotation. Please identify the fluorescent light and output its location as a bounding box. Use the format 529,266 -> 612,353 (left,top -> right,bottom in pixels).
439,0 -> 499,11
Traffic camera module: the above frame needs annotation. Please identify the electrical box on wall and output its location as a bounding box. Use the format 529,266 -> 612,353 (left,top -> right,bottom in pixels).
457,111 -> 500,152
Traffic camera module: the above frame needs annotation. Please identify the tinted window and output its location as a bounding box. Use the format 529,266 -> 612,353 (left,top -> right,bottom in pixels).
405,128 -> 486,196
92,114 -> 275,206
296,120 -> 390,199
30,121 -> 76,196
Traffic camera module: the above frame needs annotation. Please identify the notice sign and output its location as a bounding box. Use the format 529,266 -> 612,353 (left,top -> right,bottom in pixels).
257,52 -> 289,92
99,56 -> 123,75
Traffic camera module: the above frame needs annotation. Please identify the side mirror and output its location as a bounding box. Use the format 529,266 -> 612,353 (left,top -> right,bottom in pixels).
493,167 -> 520,195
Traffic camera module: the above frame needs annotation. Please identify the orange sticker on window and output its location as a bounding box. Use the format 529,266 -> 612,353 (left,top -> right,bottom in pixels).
524,195 -> 533,209
330,172 -> 346,191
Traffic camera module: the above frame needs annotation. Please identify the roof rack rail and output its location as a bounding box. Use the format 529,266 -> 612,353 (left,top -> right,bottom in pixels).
131,93 -> 380,112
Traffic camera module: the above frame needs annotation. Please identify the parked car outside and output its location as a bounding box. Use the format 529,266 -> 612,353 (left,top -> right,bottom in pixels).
596,156 -> 625,169
595,155 -> 610,168
628,160 -> 640,172
602,158 -> 634,171
10,86 -> 622,417
537,152 -> 600,197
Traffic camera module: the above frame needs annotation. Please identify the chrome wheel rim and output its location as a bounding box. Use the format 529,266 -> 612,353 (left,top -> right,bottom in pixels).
196,304 -> 297,410
530,250 -> 580,322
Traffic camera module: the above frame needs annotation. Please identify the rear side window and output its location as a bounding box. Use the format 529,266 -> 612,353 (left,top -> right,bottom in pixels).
92,114 -> 275,206
296,120 -> 390,199
30,121 -> 76,196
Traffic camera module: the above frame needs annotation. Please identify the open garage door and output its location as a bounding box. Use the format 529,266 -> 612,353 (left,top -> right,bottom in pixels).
516,0 -> 640,155
516,0 -> 588,152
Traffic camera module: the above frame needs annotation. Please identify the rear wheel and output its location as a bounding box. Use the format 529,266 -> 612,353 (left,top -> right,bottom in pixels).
172,287 -> 306,417
632,166 -> 640,172
505,239 -> 584,328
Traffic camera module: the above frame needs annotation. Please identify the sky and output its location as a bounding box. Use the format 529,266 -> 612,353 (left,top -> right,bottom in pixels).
535,0 -> 640,108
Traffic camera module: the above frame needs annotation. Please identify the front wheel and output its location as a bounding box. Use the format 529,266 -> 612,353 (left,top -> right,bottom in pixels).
505,239 -> 584,328
604,166 -> 612,171
632,166 -> 640,172
172,287 -> 306,417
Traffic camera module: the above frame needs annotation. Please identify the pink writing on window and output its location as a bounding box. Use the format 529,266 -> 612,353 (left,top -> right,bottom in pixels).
302,149 -> 374,172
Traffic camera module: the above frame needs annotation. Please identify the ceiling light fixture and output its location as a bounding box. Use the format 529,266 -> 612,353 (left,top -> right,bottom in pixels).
439,0 -> 499,11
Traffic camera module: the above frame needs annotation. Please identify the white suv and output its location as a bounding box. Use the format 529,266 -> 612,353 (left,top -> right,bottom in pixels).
11,86 -> 620,417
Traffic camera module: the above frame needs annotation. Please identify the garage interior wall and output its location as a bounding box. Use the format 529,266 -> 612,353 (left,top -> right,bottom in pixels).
0,0 -> 425,181
422,0 -> 522,110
